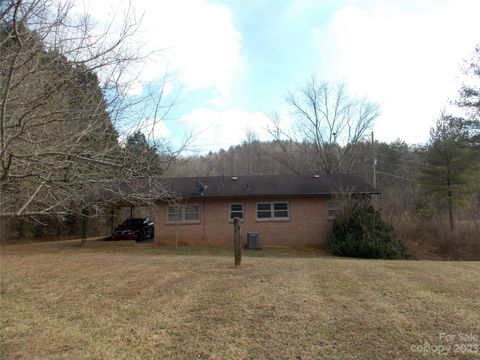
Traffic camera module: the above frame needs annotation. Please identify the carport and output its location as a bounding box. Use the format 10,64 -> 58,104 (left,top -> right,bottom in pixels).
79,178 -> 173,246
80,203 -> 155,246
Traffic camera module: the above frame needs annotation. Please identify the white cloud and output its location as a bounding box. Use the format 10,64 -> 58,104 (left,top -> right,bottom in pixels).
162,81 -> 173,97
141,118 -> 171,139
177,108 -> 272,152
85,0 -> 242,101
317,0 -> 480,144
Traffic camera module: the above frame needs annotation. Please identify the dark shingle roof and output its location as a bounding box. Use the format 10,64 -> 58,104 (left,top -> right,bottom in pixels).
163,174 -> 377,199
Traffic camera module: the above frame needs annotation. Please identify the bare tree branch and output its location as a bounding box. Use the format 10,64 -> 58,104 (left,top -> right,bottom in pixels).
268,78 -> 379,174
0,0 -> 188,220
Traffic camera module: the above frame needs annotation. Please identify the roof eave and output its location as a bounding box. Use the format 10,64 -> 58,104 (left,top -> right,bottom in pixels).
167,191 -> 379,199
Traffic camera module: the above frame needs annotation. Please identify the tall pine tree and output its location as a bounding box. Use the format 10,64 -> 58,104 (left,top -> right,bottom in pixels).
124,131 -> 164,176
419,115 -> 479,229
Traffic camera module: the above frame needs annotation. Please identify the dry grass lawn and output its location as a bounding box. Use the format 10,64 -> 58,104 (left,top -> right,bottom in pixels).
1,240 -> 479,359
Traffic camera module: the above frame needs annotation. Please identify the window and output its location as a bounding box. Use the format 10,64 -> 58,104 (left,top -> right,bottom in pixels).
256,202 -> 289,220
229,203 -> 244,220
327,201 -> 342,220
274,203 -> 288,218
167,204 -> 200,223
257,203 -> 272,219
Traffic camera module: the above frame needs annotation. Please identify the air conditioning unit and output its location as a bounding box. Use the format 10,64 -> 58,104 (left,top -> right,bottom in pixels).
246,232 -> 261,250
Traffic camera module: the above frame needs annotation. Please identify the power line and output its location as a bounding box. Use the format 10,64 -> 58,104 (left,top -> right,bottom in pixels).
376,153 -> 436,169
376,171 -> 417,182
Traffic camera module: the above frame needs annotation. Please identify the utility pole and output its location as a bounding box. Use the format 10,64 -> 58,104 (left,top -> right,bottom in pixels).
372,131 -> 377,190
372,131 -> 377,224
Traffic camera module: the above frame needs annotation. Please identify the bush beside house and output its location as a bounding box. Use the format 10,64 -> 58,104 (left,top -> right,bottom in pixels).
326,205 -> 409,259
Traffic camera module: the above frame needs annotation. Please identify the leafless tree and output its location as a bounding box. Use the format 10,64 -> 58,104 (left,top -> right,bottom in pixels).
267,77 -> 379,174
0,0 -> 184,221
242,128 -> 258,175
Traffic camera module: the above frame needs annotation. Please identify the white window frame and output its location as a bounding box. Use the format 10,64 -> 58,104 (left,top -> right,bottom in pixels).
229,203 -> 244,222
256,202 -> 289,221
327,201 -> 342,220
166,204 -> 200,224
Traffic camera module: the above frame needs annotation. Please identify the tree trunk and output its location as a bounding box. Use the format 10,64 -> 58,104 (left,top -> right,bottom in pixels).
448,192 -> 454,230
447,164 -> 454,230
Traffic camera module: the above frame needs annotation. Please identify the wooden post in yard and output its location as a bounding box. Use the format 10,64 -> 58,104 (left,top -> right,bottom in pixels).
110,206 -> 114,236
233,217 -> 242,266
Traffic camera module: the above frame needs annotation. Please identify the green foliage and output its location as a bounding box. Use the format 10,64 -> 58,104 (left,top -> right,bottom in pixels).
326,205 -> 409,259
124,131 -> 164,175
418,115 -> 479,228
440,115 -> 479,149
458,44 -> 480,122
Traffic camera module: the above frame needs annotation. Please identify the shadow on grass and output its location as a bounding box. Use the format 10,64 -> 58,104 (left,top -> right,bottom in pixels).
142,245 -> 330,258
1,239 -> 330,258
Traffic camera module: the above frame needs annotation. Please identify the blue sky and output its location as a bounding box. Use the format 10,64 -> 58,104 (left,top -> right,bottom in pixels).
90,0 -> 480,152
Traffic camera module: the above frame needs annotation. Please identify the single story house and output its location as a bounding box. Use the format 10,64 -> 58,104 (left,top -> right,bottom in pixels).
155,174 -> 376,247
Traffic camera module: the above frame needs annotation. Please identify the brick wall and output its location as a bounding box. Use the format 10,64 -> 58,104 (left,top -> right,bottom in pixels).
154,196 -> 332,247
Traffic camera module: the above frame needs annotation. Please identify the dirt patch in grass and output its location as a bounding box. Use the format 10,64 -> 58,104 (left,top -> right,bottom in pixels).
1,241 -> 479,359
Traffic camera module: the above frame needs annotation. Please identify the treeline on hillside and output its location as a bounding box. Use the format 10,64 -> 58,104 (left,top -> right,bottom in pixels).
169,135 -> 478,220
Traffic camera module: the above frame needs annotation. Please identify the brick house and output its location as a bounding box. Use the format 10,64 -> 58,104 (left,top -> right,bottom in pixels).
154,174 -> 375,247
